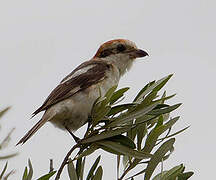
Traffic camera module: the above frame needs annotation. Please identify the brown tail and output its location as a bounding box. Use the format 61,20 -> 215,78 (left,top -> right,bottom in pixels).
16,118 -> 47,145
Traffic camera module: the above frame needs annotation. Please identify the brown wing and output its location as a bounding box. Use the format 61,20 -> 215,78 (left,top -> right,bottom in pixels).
32,60 -> 111,117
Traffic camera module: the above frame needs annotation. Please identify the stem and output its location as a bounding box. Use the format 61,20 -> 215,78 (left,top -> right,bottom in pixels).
119,162 -> 135,180
49,159 -> 54,173
55,143 -> 80,180
119,169 -> 129,180
117,155 -> 120,179
55,123 -> 92,180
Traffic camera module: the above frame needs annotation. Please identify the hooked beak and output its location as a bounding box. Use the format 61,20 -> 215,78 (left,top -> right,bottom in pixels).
129,49 -> 149,58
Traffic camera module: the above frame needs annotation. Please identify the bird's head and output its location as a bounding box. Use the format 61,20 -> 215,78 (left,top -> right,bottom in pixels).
94,39 -> 148,76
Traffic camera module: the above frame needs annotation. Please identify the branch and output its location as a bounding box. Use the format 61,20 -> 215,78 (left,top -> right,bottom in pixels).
49,159 -> 54,173
55,143 -> 80,180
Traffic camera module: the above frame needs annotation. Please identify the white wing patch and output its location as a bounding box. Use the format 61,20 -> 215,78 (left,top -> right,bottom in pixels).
61,65 -> 96,84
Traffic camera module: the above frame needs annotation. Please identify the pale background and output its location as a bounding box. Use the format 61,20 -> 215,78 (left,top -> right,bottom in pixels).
0,0 -> 215,179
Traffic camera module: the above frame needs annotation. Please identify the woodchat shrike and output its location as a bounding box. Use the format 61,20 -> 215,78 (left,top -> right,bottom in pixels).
17,39 -> 148,145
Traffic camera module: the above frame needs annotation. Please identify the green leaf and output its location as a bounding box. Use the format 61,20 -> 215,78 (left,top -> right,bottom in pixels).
0,107 -> 10,119
91,86 -> 117,124
137,123 -> 147,150
22,159 -> 33,180
94,86 -> 117,110
108,135 -> 136,149
152,164 -> 184,180
76,156 -> 82,179
153,104 -> 169,109
162,164 -> 184,180
147,103 -> 182,116
22,167 -> 28,180
155,115 -> 164,129
178,171 -> 194,180
92,106 -> 111,125
105,85 -> 118,100
110,87 -> 130,105
134,75 -> 173,103
91,86 -> 119,125
67,159 -> 78,180
153,94 -> 176,106
0,153 -> 18,160
0,128 -> 15,150
80,158 -> 85,180
144,138 -> 175,180
91,96 -> 103,114
143,116 -> 179,153
86,156 -> 101,180
81,127 -> 131,144
161,91 -> 167,103
127,125 -> 138,141
27,159 -> 33,180
100,145 -> 122,155
158,126 -> 190,141
92,166 -> 103,180
117,116 -> 179,175
107,103 -> 136,116
133,93 -> 175,119
37,171 -> 56,180
133,115 -> 155,127
0,162 -> 8,179
161,145 -> 174,161
154,164 -> 193,180
137,91 -> 158,109
133,81 -> 155,102
97,140 -> 152,159
74,145 -> 98,160
107,101 -> 160,128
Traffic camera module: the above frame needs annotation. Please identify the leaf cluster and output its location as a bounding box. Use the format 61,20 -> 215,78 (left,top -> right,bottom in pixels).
0,74 -> 194,180
55,74 -> 193,180
0,107 -> 18,179
21,159 -> 56,180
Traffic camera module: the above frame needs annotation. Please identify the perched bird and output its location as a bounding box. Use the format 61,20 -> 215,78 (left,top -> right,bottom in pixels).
16,39 -> 148,145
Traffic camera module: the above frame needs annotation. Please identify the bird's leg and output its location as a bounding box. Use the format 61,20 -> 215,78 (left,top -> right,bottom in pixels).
65,126 -> 80,143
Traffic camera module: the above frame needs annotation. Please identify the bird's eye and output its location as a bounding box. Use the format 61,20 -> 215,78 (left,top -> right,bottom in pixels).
117,44 -> 126,52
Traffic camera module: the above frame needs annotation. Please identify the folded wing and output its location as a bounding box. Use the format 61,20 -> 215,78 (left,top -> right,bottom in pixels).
32,60 -> 110,117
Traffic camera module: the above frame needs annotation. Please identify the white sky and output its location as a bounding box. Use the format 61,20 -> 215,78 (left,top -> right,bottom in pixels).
1,0 -> 215,179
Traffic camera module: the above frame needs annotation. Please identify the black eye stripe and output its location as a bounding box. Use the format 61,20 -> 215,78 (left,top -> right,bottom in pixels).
99,44 -> 127,58
99,49 -> 112,58
117,44 -> 126,52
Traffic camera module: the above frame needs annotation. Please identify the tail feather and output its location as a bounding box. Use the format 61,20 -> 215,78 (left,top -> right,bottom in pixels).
16,118 -> 47,145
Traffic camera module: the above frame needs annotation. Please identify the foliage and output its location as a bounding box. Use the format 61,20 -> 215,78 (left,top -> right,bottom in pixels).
54,74 -> 193,180
22,159 -> 56,180
0,107 -> 17,179
1,74 -> 194,179
152,164 -> 194,180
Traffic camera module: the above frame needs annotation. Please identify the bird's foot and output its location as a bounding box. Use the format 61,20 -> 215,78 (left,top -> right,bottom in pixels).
65,126 -> 81,143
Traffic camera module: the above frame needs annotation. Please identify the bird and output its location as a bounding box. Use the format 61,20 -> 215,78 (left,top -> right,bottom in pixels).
16,39 -> 148,145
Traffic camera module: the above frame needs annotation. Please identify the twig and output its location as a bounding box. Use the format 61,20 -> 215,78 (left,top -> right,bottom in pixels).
119,169 -> 129,180
161,158 -> 164,176
49,159 -> 54,173
0,128 -> 15,149
55,143 -> 80,180
117,155 -> 120,180
55,123 -> 92,180
3,169 -> 16,180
